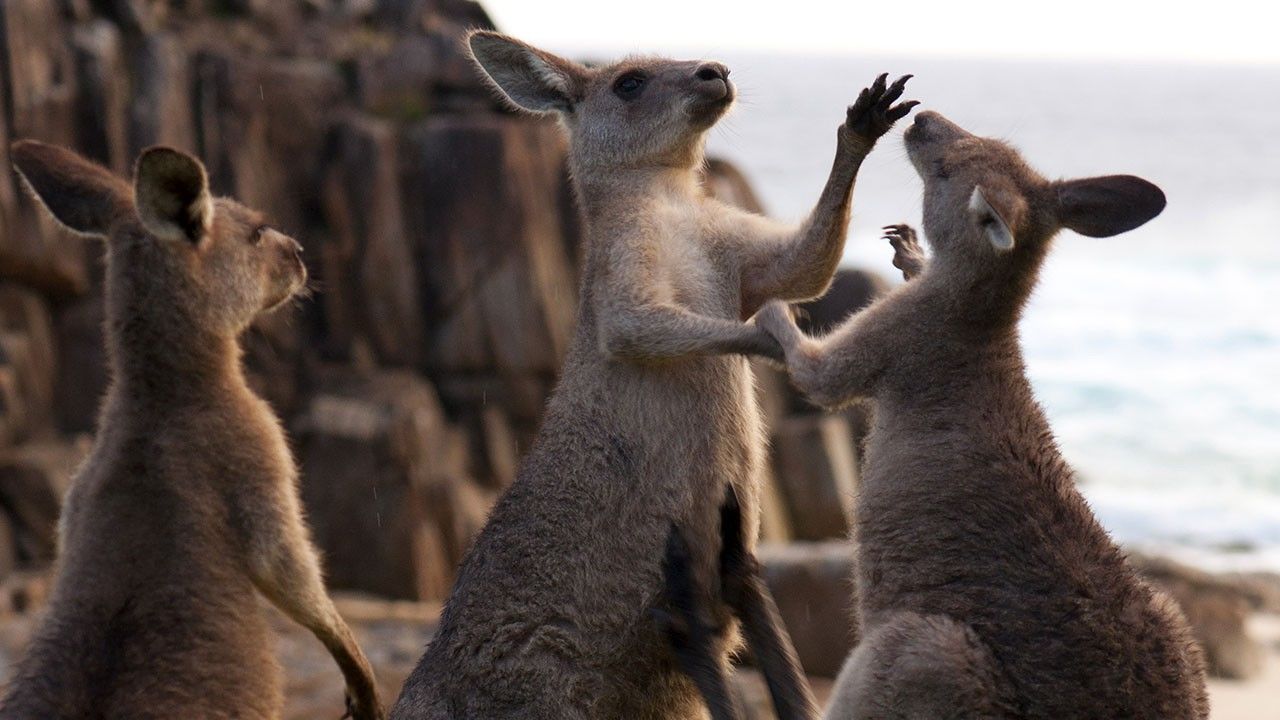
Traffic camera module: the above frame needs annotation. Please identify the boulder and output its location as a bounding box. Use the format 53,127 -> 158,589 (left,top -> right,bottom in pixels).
0,514 -> 15,582
294,368 -> 486,601
398,116 -> 577,426
702,157 -> 767,214
50,291 -> 108,435
0,287 -> 57,441
770,415 -> 858,541
0,439 -> 88,568
1222,570 -> 1280,614
399,115 -> 576,378
462,405 -> 520,491
0,0 -> 91,302
1130,553 -> 1265,680
318,114 -> 425,367
0,569 -> 50,617
757,541 -> 857,679
193,52 -> 345,231
755,466 -> 793,544
794,268 -> 889,337
354,26 -> 493,118
123,30 -> 195,157
0,0 -> 78,145
373,0 -> 495,30
71,20 -> 130,174
0,345 -> 20,448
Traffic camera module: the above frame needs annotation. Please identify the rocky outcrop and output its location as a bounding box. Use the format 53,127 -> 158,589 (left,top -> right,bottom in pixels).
757,541 -> 858,678
0,0 -> 551,595
1130,553 -> 1266,680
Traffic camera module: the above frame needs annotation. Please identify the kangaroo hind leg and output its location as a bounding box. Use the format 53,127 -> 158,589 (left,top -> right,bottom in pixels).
825,612 -> 1011,720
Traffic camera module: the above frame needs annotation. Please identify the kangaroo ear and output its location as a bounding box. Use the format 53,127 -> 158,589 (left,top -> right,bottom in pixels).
134,146 -> 213,244
467,31 -> 589,115
969,186 -> 1021,252
10,140 -> 132,237
1054,175 -> 1166,238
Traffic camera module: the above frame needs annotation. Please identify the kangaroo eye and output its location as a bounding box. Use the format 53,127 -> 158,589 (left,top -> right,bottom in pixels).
250,225 -> 269,245
613,72 -> 646,100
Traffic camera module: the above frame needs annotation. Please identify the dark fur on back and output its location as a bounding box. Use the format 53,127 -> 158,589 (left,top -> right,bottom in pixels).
758,111 -> 1207,719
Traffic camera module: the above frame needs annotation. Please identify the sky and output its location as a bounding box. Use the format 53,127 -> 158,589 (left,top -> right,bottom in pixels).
481,1 -> 1280,65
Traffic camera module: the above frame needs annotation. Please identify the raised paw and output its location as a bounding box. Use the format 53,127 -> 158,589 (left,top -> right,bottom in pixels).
844,73 -> 918,149
884,223 -> 926,281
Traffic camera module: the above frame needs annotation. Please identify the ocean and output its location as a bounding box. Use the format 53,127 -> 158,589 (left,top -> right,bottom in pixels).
693,52 -> 1280,570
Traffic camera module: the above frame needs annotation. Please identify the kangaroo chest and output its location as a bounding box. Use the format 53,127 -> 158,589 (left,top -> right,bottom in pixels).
645,203 -> 734,316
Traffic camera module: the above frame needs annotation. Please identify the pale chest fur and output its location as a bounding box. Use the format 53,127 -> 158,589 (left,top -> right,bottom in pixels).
578,196 -> 764,542
640,197 -> 735,316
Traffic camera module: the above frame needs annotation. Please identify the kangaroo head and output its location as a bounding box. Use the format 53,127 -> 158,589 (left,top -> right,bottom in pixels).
904,111 -> 1165,273
11,141 -> 307,337
467,31 -> 734,171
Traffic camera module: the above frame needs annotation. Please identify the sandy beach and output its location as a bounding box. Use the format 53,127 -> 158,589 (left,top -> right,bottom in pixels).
1209,613 -> 1280,718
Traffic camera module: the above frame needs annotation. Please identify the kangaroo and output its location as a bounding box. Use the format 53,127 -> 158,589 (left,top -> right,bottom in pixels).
659,489 -> 818,720
753,110 -> 1207,719
390,32 -> 915,719
1,142 -> 383,720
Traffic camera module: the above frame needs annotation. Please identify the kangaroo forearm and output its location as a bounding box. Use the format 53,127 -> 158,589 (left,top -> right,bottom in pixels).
759,300 -> 879,408
603,304 -> 774,361
319,616 -> 382,709
798,338 -> 878,409
248,524 -> 382,718
806,133 -> 870,247
743,136 -> 866,306
738,577 -> 819,720
781,149 -> 861,292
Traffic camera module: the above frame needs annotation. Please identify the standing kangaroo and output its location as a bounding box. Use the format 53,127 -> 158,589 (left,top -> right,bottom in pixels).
750,110 -> 1208,719
390,32 -> 915,719
1,142 -> 383,720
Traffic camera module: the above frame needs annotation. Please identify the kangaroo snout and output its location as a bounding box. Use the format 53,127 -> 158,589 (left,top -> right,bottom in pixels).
905,110 -> 970,146
284,235 -> 304,261
692,61 -> 733,103
687,61 -> 734,127
695,62 -> 729,83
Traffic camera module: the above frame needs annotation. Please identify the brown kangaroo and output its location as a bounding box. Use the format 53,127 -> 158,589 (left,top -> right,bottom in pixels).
753,110 -> 1207,719
389,31 -> 915,719
1,141 -> 383,720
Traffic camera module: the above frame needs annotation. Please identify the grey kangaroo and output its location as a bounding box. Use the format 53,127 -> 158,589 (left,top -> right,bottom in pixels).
752,110 -> 1208,719
1,142 -> 382,720
390,31 -> 915,719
